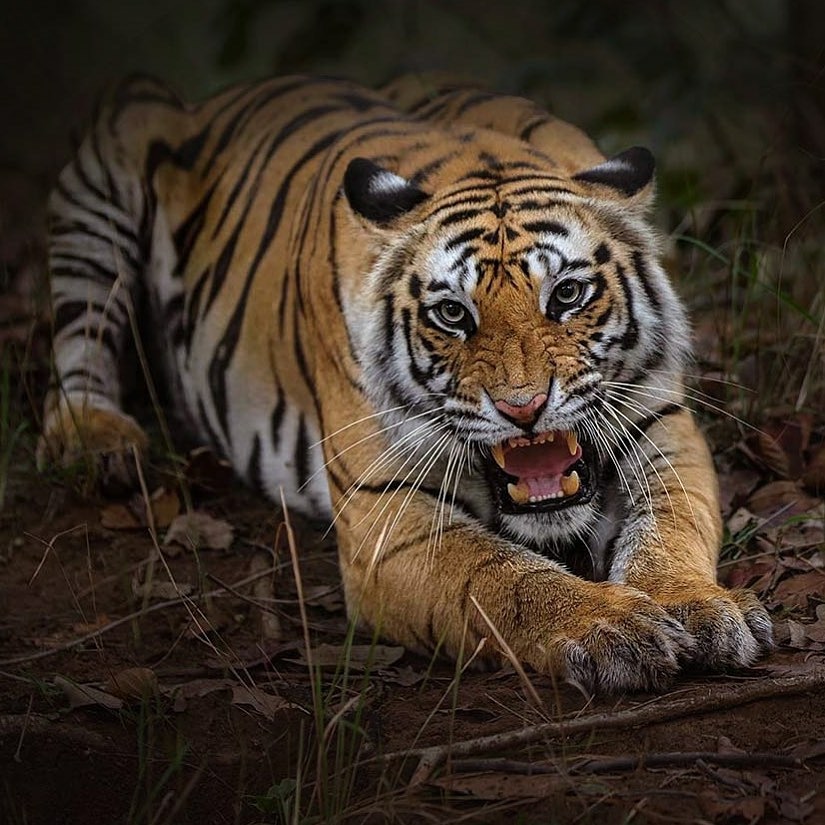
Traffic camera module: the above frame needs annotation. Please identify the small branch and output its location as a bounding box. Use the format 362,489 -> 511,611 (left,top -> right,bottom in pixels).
382,669 -> 825,784
444,751 -> 804,776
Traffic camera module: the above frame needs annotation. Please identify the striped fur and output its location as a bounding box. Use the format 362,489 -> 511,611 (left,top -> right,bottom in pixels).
39,73 -> 772,692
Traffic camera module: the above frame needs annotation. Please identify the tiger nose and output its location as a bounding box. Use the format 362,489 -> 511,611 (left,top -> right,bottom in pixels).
494,393 -> 548,427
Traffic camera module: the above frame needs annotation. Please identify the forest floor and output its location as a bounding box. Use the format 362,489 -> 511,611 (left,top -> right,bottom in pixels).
1,183 -> 825,825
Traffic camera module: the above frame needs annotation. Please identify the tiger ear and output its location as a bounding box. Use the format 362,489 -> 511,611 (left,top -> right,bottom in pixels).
573,147 -> 655,210
344,158 -> 429,226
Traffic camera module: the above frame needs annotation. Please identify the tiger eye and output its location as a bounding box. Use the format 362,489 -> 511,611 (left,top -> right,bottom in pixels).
436,300 -> 468,326
554,281 -> 583,305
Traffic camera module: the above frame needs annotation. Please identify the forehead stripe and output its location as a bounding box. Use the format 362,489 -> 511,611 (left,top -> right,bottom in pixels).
521,220 -> 569,236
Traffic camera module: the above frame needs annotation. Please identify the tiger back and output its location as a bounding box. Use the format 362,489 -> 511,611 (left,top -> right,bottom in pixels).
40,72 -> 772,693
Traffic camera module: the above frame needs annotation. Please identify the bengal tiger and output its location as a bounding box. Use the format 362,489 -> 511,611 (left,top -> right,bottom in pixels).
38,72 -> 773,693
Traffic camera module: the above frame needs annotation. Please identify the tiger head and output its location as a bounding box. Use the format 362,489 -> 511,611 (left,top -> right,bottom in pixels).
339,145 -> 690,548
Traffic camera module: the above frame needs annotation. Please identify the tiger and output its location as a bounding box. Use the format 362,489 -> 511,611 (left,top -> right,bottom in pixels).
38,72 -> 773,693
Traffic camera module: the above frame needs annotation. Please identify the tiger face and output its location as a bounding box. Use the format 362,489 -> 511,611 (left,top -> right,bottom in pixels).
341,148 -> 690,550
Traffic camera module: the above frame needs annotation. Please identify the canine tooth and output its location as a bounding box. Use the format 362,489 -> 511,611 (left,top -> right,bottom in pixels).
566,431 -> 579,456
507,482 -> 530,505
490,443 -> 505,468
560,470 -> 581,497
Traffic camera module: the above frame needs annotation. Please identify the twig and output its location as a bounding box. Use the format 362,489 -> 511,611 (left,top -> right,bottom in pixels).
444,750 -> 802,777
469,594 -> 546,713
385,669 -> 825,784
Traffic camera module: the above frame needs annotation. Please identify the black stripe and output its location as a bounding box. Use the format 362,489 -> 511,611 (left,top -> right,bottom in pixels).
295,415 -> 309,490
207,128 -> 340,440
636,403 -> 681,434
247,433 -> 264,493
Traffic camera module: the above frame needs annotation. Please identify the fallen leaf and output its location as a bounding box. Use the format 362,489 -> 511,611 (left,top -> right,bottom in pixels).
303,585 -> 345,613
70,615 -> 111,634
132,577 -> 193,601
164,511 -> 234,552
53,675 -> 123,711
101,487 -> 180,530
756,417 -> 811,479
287,643 -> 405,670
105,667 -> 158,701
747,481 -> 821,520
723,557 -> 777,595
770,570 -> 825,611
726,506 -> 758,537
381,665 -> 427,687
718,468 -> 762,515
230,685 -> 298,720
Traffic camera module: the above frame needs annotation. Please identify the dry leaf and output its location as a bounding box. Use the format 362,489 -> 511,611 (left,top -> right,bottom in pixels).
248,551 -> 282,640
164,511 -> 234,552
771,570 -> 825,611
101,487 -> 180,529
303,585 -> 345,613
53,675 -> 123,711
723,558 -> 777,595
230,685 -> 297,720
105,667 -> 158,701
717,468 -> 762,515
132,577 -> 193,601
756,417 -> 811,479
747,481 -> 820,520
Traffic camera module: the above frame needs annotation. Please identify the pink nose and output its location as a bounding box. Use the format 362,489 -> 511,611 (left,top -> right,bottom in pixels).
494,392 -> 548,426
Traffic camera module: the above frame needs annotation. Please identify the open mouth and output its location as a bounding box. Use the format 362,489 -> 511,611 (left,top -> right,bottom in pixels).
485,429 -> 595,514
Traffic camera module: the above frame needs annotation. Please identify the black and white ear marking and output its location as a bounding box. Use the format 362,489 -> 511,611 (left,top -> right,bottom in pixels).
343,158 -> 429,225
573,147 -> 655,197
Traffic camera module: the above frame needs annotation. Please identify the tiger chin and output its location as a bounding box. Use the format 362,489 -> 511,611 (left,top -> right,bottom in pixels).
38,71 -> 773,694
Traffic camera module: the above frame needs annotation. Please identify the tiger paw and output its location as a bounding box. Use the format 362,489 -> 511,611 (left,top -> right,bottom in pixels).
37,400 -> 149,494
662,587 -> 774,671
537,584 -> 696,694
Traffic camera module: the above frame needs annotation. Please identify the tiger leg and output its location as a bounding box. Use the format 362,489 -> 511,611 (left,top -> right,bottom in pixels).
335,500 -> 695,694
38,116 -> 149,491
610,410 -> 773,668
322,398 -> 695,694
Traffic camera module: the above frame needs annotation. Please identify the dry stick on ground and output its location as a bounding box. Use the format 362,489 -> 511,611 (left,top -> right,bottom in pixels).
381,668 -> 825,785
446,751 -> 804,777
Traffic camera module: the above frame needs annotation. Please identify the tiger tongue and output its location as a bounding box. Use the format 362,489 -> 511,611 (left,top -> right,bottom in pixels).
502,439 -> 581,480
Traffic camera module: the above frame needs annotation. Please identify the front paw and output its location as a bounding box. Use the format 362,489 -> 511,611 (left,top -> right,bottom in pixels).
663,587 -> 773,670
537,584 -> 696,694
37,400 -> 148,494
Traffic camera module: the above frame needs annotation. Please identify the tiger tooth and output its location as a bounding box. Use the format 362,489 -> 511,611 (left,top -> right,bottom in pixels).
560,470 -> 581,497
566,431 -> 578,456
490,443 -> 505,469
547,431 -> 555,442
507,482 -> 530,505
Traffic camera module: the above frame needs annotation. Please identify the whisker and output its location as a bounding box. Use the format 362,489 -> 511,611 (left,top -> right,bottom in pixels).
327,417 -> 447,533
300,407 -> 436,491
603,393 -> 698,536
